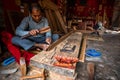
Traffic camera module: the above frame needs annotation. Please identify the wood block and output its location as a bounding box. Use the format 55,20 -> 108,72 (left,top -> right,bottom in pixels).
87,35 -> 104,41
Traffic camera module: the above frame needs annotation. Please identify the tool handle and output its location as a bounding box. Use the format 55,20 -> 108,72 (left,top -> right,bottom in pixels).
21,34 -> 31,39
21,27 -> 50,39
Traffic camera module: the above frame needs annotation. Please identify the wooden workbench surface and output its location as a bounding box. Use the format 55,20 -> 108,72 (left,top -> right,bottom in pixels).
30,31 -> 83,77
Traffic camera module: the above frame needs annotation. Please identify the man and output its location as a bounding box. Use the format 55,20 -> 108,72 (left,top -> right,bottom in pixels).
91,21 -> 106,36
12,5 -> 59,51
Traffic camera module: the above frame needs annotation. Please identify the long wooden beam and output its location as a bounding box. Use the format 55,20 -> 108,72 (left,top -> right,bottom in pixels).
38,0 -> 67,34
79,35 -> 87,62
54,10 -> 67,33
47,31 -> 74,51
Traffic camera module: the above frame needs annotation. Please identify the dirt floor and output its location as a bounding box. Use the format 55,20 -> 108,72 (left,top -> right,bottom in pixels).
0,33 -> 120,80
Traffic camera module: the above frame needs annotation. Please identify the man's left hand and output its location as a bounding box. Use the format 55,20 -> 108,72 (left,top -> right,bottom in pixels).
46,37 -> 52,45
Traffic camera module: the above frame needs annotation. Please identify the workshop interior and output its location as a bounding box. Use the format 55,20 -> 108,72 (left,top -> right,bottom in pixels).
0,0 -> 120,80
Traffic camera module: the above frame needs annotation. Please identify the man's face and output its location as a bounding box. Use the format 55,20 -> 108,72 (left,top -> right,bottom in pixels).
31,8 -> 41,23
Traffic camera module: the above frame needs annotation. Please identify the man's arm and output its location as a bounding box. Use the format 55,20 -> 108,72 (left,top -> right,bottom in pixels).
21,27 -> 51,39
15,17 -> 29,36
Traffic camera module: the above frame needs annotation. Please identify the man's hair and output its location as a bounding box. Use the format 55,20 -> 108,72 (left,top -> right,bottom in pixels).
29,4 -> 41,13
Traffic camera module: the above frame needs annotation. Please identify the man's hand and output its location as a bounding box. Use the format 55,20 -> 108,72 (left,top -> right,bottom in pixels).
21,27 -> 51,39
29,29 -> 39,36
46,37 -> 52,45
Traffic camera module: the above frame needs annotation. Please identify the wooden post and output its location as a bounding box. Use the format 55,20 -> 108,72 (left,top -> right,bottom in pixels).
19,57 -> 26,76
87,62 -> 95,80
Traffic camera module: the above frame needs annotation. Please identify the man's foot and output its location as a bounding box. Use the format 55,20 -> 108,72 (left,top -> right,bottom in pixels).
34,43 -> 49,51
36,48 -> 41,51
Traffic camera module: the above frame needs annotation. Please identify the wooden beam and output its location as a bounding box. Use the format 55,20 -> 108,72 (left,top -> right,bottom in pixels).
44,10 -> 53,30
47,31 -> 74,51
38,0 -> 58,10
87,62 -> 95,80
48,10 -> 58,32
38,0 -> 67,34
54,10 -> 67,33
20,57 -> 26,76
20,69 -> 44,80
79,35 -> 87,62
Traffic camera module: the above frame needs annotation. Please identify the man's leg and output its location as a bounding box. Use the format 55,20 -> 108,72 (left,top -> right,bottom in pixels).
52,34 -> 59,42
12,36 -> 35,50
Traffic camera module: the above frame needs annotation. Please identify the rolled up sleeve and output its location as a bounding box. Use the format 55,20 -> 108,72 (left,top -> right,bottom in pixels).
15,17 -> 29,36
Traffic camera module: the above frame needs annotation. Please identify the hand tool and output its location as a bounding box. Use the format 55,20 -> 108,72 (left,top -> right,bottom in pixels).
21,27 -> 50,39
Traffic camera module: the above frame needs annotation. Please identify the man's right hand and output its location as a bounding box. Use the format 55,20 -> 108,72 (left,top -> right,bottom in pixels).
29,29 -> 39,36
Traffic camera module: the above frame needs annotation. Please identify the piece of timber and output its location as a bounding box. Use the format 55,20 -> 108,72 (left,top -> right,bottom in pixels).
44,10 -> 53,30
48,10 -> 58,32
79,35 -> 87,62
47,31 -> 74,51
54,10 -> 67,33
30,31 -> 83,77
20,57 -> 26,76
38,0 -> 58,11
38,0 -> 67,34
87,62 -> 95,80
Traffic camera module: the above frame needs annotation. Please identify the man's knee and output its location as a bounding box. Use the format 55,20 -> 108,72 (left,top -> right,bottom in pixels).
52,34 -> 59,42
11,36 -> 20,45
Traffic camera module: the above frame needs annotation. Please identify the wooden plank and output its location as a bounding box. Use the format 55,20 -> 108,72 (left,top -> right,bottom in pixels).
54,10 -> 67,33
44,10 -> 53,30
38,0 -> 58,10
47,31 -> 74,51
48,10 -> 58,32
87,62 -> 95,80
53,12 -> 63,33
87,36 -> 104,41
30,31 -> 83,77
76,30 -> 94,34
79,35 -> 87,62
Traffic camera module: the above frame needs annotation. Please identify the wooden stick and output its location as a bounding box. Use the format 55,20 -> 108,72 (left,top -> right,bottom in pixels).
19,57 -> 26,76
20,73 -> 43,80
87,62 -> 95,80
38,0 -> 58,10
79,35 -> 87,62
20,68 -> 45,80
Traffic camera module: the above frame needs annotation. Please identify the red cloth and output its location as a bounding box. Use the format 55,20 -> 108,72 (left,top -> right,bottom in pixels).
0,31 -> 35,65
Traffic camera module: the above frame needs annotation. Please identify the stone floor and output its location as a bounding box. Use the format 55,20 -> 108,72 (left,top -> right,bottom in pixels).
0,33 -> 120,80
76,33 -> 120,80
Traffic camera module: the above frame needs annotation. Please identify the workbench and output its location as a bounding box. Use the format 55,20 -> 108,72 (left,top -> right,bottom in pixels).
30,31 -> 84,80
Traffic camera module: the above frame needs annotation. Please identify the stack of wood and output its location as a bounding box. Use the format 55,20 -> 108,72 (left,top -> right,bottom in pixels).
38,0 -> 68,35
